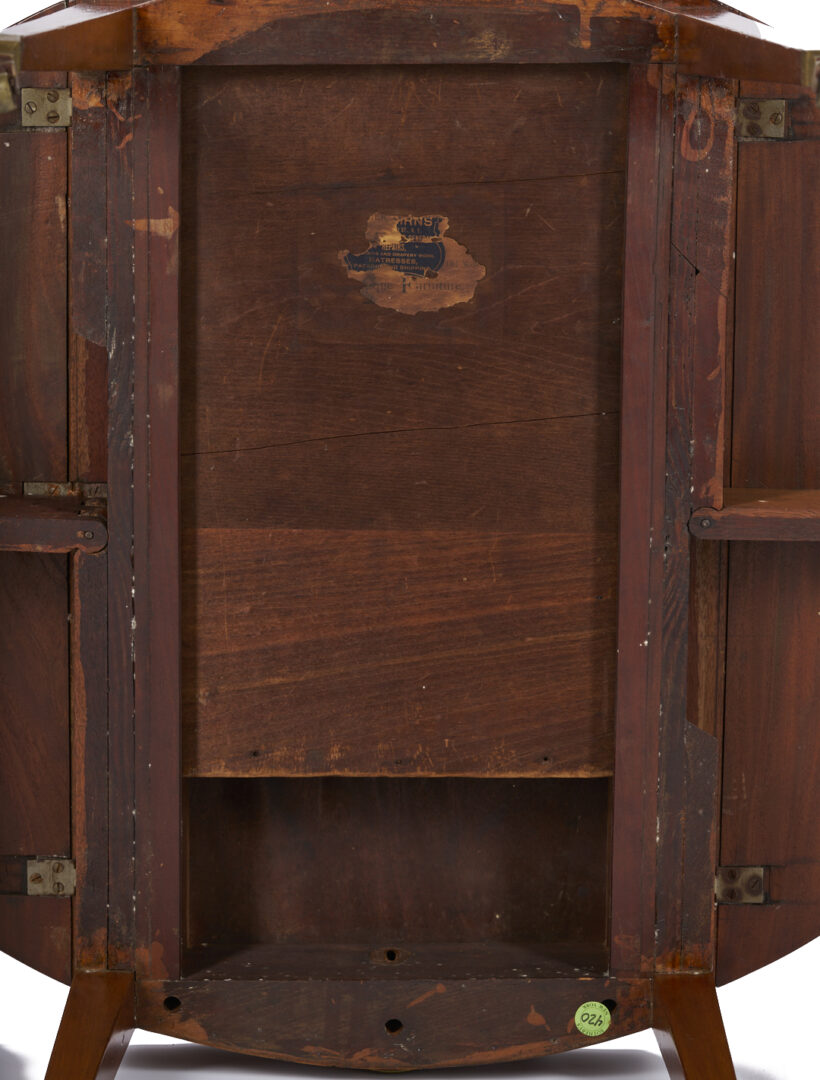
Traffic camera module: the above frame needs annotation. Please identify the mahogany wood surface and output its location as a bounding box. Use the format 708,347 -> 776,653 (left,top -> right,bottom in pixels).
655,73 -> 736,975
0,130 -> 67,482
653,973 -> 736,1080
137,974 -> 649,1069
69,72 -> 109,485
181,63 -> 625,780
0,495 -> 107,552
184,777 -> 609,950
45,970 -> 135,1080
609,63 -> 671,978
71,550 -> 109,970
3,0 -> 820,1073
691,489 -> 820,540
717,133 -> 820,985
0,552 -> 71,983
105,69 -> 137,974
132,64 -> 182,982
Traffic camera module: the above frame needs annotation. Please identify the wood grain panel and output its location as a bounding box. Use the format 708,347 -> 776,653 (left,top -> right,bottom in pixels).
718,139 -> 820,984
180,64 -> 626,456
0,132 -> 67,482
138,973 -> 649,1071
182,416 -> 619,777
732,141 -> 820,490
185,777 -> 609,948
0,553 -> 69,855
0,897 -> 71,984
181,64 -> 624,778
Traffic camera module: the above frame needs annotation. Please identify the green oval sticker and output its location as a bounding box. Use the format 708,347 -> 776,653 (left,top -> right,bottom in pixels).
574,1001 -> 612,1037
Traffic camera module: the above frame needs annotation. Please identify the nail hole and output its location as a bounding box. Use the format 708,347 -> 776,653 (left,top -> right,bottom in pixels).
601,999 -> 617,1013
385,1018 -> 403,1034
163,996 -> 182,1012
385,949 -> 397,962
250,750 -> 260,758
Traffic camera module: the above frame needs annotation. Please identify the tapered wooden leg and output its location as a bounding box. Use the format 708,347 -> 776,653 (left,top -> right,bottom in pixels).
653,973 -> 736,1080
45,971 -> 135,1080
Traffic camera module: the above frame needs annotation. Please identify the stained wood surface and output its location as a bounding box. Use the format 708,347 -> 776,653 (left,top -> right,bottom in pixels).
138,973 -> 649,1070
717,136 -> 820,985
181,64 -> 625,779
653,973 -> 736,1080
185,777 -> 610,949
105,69 -> 137,973
691,489 -> 820,540
0,553 -> 69,855
654,73 -> 736,976
0,131 -> 67,482
0,896 -> 71,984
69,73 -> 108,484
718,542 -> 820,982
71,551 -> 109,970
45,970 -> 135,1080
732,141 -> 820,490
182,940 -> 608,982
0,496 -> 107,552
609,64 -> 672,977
132,65 -> 182,982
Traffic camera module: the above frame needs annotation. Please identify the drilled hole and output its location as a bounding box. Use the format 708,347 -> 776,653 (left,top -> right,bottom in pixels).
601,999 -> 617,1013
249,750 -> 260,758
385,1018 -> 403,1034
385,949 -> 398,962
163,996 -> 182,1012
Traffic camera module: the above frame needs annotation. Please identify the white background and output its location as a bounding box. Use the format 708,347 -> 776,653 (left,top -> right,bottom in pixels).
1,0 -> 819,1077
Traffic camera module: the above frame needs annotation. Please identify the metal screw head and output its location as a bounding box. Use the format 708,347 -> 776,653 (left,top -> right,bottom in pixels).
46,110 -> 60,124
699,518 -> 712,529
83,530 -> 94,540
747,122 -> 763,138
46,89 -> 59,103
52,862 -> 63,873
53,881 -> 65,894
29,873 -> 43,885
744,101 -> 762,117
24,99 -> 37,114
770,111 -> 784,126
746,874 -> 763,895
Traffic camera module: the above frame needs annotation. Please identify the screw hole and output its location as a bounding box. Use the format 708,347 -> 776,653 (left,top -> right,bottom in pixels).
163,996 -> 182,1012
385,949 -> 397,962
601,999 -> 617,1013
250,749 -> 260,758
385,1018 -> 403,1034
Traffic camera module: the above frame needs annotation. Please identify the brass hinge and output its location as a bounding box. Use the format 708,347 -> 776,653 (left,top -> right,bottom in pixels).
21,86 -> 72,128
737,99 -> 787,141
27,858 -> 76,897
804,51 -> 820,107
715,866 -> 767,904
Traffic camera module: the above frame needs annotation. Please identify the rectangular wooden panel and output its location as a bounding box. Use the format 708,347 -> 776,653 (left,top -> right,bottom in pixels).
718,139 -> 820,984
0,553 -> 71,985
180,64 -> 627,778
0,553 -> 69,855
185,777 -> 609,950
0,132 -> 67,482
731,141 -> 820,490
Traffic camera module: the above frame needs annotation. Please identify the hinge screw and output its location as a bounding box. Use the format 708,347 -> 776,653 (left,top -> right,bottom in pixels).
52,862 -> 63,873
744,101 -> 762,117
746,122 -> 763,138
24,100 -> 37,114
29,873 -> 43,885
699,518 -> 712,528
770,111 -> 783,126
46,90 -> 59,103
46,110 -> 60,124
53,881 -> 65,894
